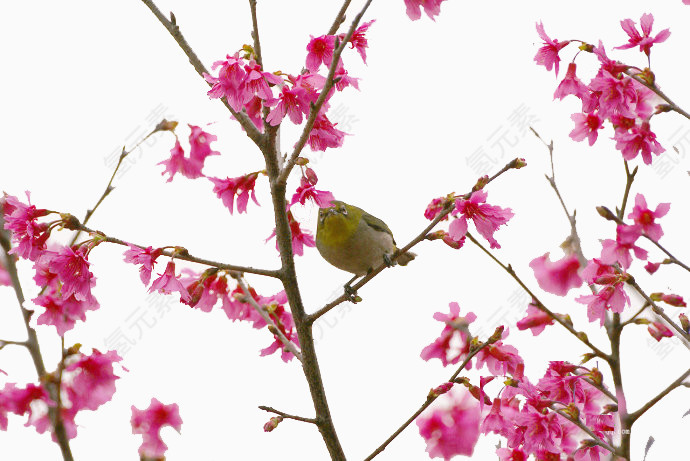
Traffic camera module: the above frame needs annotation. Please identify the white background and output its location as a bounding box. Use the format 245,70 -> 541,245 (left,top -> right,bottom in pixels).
1,1 -> 689,460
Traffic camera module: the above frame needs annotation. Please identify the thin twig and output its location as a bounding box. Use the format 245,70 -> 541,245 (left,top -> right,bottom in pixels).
363,334 -> 498,460
0,213 -> 74,461
258,405 -> 316,424
308,158 -> 523,324
74,221 -> 280,278
628,367 -> 690,424
466,232 -> 609,359
248,0 -> 263,69
276,0 -> 374,186
624,69 -> 690,121
234,276 -> 303,362
327,0 -> 352,35
627,278 -> 690,345
139,0 -> 262,144
618,161 -> 637,220
621,301 -> 650,327
551,406 -> 617,455
69,127 -> 167,246
531,127 -> 587,268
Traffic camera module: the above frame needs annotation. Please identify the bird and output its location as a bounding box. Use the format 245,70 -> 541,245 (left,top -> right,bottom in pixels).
315,200 -> 416,299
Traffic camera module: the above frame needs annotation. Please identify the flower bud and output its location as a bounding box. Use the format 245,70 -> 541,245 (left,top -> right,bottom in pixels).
263,416 -> 283,432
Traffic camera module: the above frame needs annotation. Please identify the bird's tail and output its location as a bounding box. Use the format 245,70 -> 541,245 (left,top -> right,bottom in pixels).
396,250 -> 417,266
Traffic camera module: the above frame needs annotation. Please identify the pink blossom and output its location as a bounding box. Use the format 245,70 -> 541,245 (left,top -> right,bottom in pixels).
497,447 -> 527,461
404,0 -> 447,21
131,398 -> 182,459
65,349 -> 123,411
417,389 -> 481,459
204,53 -> 250,111
449,190 -> 513,249
266,211 -> 315,257
569,112 -> 603,146
48,246 -> 95,302
209,173 -> 260,214
645,261 -> 661,274
514,406 -> 563,456
307,113 -> 347,151
475,340 -> 524,378
516,301 -> 554,336
123,244 -> 163,286
182,271 -> 229,312
266,85 -> 309,126
529,252 -> 583,296
188,125 -> 220,165
615,13 -> 670,56
333,63 -> 360,91
648,321 -> 673,341
34,291 -> 99,336
628,193 -> 670,241
554,63 -> 589,102
345,20 -> 375,63
421,302 -> 476,367
0,382 -> 53,431
306,35 -> 336,72
288,168 -> 335,208
221,285 -> 263,323
3,192 -> 50,261
149,261 -> 191,303
158,140 -> 204,182
655,293 -> 686,307
600,224 -> 647,269
589,71 -> 637,120
613,121 -> 665,165
576,260 -> 630,324
244,95 -> 265,131
534,21 -> 570,76
243,61 -> 282,102
424,197 -> 449,221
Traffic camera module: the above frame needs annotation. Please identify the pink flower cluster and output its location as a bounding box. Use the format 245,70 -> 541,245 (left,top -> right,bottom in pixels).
404,0 -> 448,21
158,125 -> 219,182
131,398 -> 182,459
535,15 -> 670,165
425,190 -> 514,251
0,349 -> 123,441
417,357 -> 613,460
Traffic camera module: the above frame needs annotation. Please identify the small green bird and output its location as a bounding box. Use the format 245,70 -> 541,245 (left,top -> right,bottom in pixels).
315,200 -> 416,295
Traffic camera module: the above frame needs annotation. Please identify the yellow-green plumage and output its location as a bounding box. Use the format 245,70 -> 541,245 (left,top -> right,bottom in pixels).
315,201 -> 416,276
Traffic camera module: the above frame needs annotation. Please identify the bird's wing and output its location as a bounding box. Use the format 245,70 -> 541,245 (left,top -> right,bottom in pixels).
361,212 -> 396,243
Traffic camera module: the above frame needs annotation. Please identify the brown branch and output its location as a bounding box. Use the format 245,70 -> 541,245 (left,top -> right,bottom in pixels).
363,332 -> 499,460
628,367 -> 690,424
276,0 -> 374,186
139,0 -> 263,144
248,0 -> 263,69
327,0 -> 352,35
618,161 -> 637,220
627,278 -> 690,345
308,158 -> 523,324
258,405 -> 317,424
531,127 -> 588,268
550,406 -> 617,455
0,213 -> 74,461
234,275 -> 303,362
73,222 -> 280,278
465,232 -> 610,359
624,69 -> 690,121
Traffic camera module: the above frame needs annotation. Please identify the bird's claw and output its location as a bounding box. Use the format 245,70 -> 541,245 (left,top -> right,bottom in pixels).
383,253 -> 394,268
344,284 -> 362,303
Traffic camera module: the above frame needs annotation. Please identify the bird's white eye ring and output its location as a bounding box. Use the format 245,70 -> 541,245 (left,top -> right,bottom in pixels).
339,205 -> 347,215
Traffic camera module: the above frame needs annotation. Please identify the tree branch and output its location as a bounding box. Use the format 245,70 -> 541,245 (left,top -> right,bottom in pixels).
363,332 -> 499,460
628,367 -> 690,424
73,221 -> 281,278
139,0 -> 263,144
276,0 -> 374,186
234,275 -> 303,362
327,0 -> 352,35
258,405 -> 316,424
248,0 -> 263,69
550,406 -> 617,455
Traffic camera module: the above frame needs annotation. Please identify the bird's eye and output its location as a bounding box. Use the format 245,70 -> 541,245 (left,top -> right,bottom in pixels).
339,205 -> 347,215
